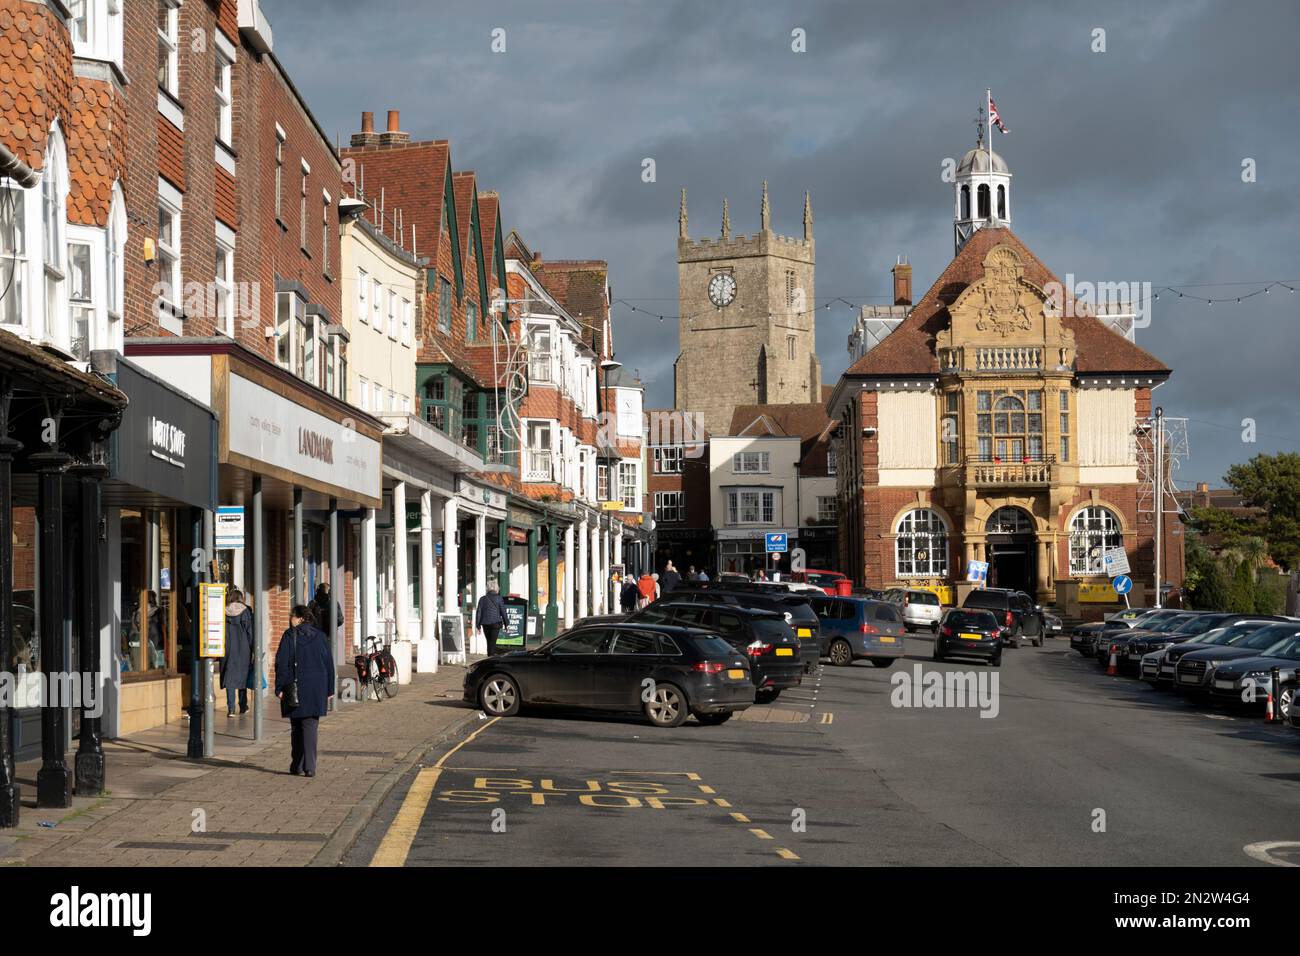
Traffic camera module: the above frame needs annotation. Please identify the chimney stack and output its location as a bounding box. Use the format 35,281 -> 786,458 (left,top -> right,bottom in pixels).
891,259 -> 913,307
350,111 -> 380,148
379,109 -> 409,146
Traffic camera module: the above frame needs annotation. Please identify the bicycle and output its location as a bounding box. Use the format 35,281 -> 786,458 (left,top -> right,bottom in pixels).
353,636 -> 399,701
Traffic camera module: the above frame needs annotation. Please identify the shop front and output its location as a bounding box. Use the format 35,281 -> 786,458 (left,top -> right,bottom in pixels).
98,355 -> 218,738
127,340 -> 384,732
715,528 -> 800,576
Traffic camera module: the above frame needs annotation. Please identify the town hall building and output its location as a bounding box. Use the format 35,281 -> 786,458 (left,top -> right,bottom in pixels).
829,136 -> 1184,616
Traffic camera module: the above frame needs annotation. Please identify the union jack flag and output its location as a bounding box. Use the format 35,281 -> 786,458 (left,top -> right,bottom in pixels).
989,97 -> 1010,134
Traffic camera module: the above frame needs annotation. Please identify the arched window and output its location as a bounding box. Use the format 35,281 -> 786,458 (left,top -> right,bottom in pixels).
896,508 -> 948,578
997,184 -> 1006,219
977,183 -> 990,219
960,184 -> 970,220
976,388 -> 1044,461
986,506 -> 1033,535
1069,506 -> 1122,576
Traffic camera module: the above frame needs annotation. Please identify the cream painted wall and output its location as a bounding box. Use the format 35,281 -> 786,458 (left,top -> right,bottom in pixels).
709,435 -> 801,530
878,391 -> 938,468
1078,388 -> 1137,466
341,219 -> 419,414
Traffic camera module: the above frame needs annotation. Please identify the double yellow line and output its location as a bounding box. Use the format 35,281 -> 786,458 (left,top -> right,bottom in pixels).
369,716 -> 500,867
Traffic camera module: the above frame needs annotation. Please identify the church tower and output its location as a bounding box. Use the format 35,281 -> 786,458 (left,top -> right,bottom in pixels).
953,124 -> 1012,254
674,183 -> 821,436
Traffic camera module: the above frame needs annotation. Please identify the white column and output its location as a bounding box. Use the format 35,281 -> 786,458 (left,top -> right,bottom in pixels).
418,489 -> 438,673
393,481 -> 410,642
563,523 -> 575,629
577,518 -> 589,620
601,525 -> 611,614
590,523 -> 602,615
614,528 -> 624,567
442,496 -> 459,615
362,508 -> 379,644
473,511 -> 488,654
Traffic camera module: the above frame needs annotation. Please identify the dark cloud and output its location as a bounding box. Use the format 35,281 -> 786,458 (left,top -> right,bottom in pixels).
267,0 -> 1300,482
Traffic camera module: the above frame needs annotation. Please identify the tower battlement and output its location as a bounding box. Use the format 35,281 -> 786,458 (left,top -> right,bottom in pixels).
677,231 -> 814,264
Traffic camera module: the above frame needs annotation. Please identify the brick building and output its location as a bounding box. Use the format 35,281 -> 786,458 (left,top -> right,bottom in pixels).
829,139 -> 1183,616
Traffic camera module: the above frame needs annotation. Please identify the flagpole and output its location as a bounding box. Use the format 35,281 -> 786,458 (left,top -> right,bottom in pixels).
986,87 -> 993,222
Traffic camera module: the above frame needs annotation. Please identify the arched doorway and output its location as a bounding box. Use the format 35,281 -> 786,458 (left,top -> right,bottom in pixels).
985,506 -> 1036,594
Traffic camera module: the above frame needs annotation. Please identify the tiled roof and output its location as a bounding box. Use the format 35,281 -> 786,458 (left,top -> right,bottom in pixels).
340,140 -> 450,259
728,402 -> 831,441
0,3 -> 74,174
66,78 -> 124,227
844,226 -> 1171,378
532,260 -> 609,351
452,171 -> 480,299
478,191 -> 501,292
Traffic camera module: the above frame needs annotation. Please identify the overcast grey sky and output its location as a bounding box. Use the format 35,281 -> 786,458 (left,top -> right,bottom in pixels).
271,0 -> 1299,485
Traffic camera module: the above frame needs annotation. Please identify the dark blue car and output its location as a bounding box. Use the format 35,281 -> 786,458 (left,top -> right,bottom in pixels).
808,595 -> 907,668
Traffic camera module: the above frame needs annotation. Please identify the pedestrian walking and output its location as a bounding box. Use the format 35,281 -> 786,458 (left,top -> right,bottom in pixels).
275,605 -> 334,778
660,561 -> 682,593
220,588 -> 255,717
310,582 -> 342,642
636,572 -> 656,609
620,577 -> 639,613
697,568 -> 710,582
652,572 -> 662,600
474,580 -> 509,656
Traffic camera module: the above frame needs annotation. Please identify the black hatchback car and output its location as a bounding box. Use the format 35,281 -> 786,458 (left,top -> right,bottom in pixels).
933,609 -> 1004,665
463,624 -> 755,727
961,588 -> 1044,648
631,602 -> 802,703
660,588 -> 822,674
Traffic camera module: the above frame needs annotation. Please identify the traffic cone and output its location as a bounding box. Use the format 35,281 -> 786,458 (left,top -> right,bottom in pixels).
1265,692 -> 1275,723
1106,645 -> 1118,676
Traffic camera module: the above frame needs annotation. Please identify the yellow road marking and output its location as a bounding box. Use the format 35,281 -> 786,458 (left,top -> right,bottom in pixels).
698,785 -> 716,794
776,848 -> 800,860
610,771 -> 702,779
749,828 -> 773,840
713,797 -> 732,808
730,812 -> 750,823
369,716 -> 501,867
819,712 -> 834,724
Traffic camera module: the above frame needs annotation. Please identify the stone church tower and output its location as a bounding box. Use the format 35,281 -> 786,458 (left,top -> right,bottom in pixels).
674,183 -> 821,436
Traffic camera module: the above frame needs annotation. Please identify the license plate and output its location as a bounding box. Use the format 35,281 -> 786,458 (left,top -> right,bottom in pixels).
1214,679 -> 1235,690
1160,666 -> 1173,675
959,633 -> 983,641
879,636 -> 896,643
775,647 -> 794,656
797,628 -> 812,638
1178,673 -> 1199,684
727,669 -> 746,680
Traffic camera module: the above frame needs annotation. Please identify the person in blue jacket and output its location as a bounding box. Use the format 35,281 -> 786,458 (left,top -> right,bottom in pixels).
275,605 -> 334,777
474,580 -> 509,656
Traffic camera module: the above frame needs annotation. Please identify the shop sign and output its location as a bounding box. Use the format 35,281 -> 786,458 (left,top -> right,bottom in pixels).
215,506 -> 245,550
227,373 -> 381,501
198,583 -> 227,658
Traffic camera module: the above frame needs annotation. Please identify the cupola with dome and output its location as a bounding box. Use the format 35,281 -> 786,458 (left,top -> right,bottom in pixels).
953,125 -> 1011,253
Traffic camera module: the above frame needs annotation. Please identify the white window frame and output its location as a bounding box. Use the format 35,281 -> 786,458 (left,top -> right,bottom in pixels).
65,231 -> 97,361
372,277 -> 382,327
528,323 -> 554,382
387,288 -> 397,340
41,124 -> 70,350
524,419 -> 553,482
401,297 -> 412,346
1069,506 -> 1122,577
156,0 -> 180,97
156,178 -> 182,316
214,222 -> 236,336
732,451 -> 770,474
356,267 -> 368,323
619,459 -> 639,510
817,496 -> 837,523
106,184 -> 124,326
725,489 -> 777,526
653,445 -> 683,474
214,33 -> 234,145
654,491 -> 683,523
274,128 -> 285,222
299,163 -> 309,252
321,190 -> 331,276
0,177 -> 35,332
359,376 -> 370,412
895,508 -> 949,578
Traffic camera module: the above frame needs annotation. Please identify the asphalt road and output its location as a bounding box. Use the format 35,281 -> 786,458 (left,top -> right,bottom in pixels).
344,635 -> 1300,866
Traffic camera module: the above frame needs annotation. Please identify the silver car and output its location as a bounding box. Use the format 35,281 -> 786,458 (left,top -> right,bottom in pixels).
884,587 -> 944,634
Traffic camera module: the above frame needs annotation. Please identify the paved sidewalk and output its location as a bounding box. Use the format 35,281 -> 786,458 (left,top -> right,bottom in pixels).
0,666 -> 478,867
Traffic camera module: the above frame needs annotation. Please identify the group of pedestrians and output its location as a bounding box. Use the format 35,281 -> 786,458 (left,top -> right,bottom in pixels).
617,560 -> 711,612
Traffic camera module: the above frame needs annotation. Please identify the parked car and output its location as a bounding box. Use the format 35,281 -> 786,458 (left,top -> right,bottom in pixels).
463,623 -> 755,727
791,569 -> 850,595
1043,612 -> 1064,638
884,587 -> 945,634
962,588 -> 1044,647
807,595 -> 906,667
1173,622 -> 1300,697
660,588 -> 822,675
1207,627 -> 1300,718
632,602 -> 802,703
933,608 -> 1004,665
1094,612 -> 1197,665
1142,624 -> 1264,686
1119,612 -> 1245,671
1071,607 -> 1167,655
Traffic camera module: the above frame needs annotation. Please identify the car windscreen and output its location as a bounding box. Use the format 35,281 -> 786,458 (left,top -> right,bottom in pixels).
947,610 -> 998,630
1240,625 -> 1300,650
687,634 -> 741,658
1148,616 -> 1195,632
963,592 -> 1003,609
910,591 -> 940,606
1173,614 -> 1225,634
807,573 -> 843,586
1218,622 -> 1270,644
752,618 -> 793,640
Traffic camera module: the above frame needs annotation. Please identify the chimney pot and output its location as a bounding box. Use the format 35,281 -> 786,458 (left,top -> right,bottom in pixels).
387,110 -> 401,133
891,262 -> 913,307
361,112 -> 374,134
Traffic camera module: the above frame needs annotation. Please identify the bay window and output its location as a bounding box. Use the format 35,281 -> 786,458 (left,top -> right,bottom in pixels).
275,289 -> 306,374
732,451 -> 770,474
42,127 -> 69,348
0,181 -> 27,328
726,489 -> 777,525
525,420 -> 553,481
67,240 -> 93,360
619,460 -> 639,509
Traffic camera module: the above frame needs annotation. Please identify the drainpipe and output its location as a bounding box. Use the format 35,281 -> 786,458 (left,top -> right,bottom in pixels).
0,145 -> 37,189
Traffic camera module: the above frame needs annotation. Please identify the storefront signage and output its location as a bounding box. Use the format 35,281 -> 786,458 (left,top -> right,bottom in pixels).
1080,582 -> 1120,603
215,506 -> 245,550
198,583 -> 227,658
227,373 -> 381,502
149,416 -> 187,467
456,478 -> 507,511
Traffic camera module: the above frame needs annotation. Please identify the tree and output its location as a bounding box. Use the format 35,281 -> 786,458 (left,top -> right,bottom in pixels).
1190,553 -> 1229,611
1227,560 -> 1256,614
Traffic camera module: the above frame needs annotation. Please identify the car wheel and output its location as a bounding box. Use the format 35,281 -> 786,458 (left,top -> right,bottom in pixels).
990,653 -> 1002,667
930,622 -> 939,635
1280,685 -> 1294,720
478,673 -> 520,717
754,688 -> 781,704
644,682 -> 688,727
829,640 -> 853,667
695,712 -> 732,725
870,658 -> 895,669
1010,626 -> 1022,649
932,644 -> 944,662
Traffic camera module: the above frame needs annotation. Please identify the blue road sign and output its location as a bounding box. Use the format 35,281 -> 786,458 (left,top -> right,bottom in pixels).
1112,574 -> 1132,595
436,541 -> 444,557
967,559 -> 989,584
765,532 -> 788,553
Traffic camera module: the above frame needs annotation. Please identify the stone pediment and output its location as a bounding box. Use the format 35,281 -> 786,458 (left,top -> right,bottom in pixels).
938,245 -> 1074,360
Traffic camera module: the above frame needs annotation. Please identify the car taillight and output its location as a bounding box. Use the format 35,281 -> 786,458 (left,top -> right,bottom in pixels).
692,662 -> 725,674
940,625 -> 953,637
1005,611 -> 1014,627
859,624 -> 879,635
746,642 -> 773,657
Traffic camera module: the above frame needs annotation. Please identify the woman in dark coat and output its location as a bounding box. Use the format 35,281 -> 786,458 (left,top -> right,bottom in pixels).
220,588 -> 255,717
274,605 -> 335,777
